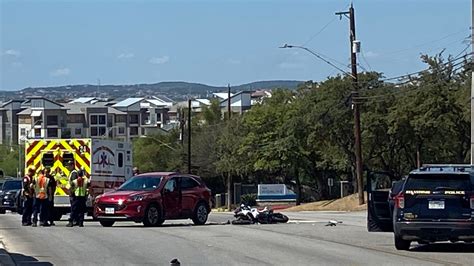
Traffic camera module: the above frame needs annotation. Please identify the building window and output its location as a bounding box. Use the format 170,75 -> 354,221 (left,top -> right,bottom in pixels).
19,117 -> 32,124
90,114 -> 106,125
33,117 -> 42,126
118,127 -> 125,135
118,153 -> 123,168
34,128 -> 41,138
144,113 -> 152,125
130,127 -> 139,136
90,127 -> 106,137
115,115 -> 126,123
20,128 -> 26,136
47,128 -> 58,138
75,128 -> 82,135
129,114 -> 139,124
46,115 -> 58,126
68,115 -> 84,123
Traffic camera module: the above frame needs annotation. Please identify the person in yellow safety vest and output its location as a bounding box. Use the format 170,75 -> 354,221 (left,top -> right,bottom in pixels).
67,170 -> 89,227
66,161 -> 78,225
31,168 -> 51,227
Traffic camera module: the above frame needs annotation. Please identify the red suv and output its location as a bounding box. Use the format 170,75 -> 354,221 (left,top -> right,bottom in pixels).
94,172 -> 212,227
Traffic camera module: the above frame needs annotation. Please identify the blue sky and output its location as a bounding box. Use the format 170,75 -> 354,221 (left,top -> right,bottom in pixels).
0,0 -> 470,91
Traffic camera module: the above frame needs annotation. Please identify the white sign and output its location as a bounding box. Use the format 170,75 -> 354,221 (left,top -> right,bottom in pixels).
258,184 -> 286,196
328,178 -> 334,187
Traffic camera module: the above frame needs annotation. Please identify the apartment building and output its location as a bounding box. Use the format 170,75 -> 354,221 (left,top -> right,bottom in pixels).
0,100 -> 23,145
4,90 -> 263,145
13,96 -> 174,144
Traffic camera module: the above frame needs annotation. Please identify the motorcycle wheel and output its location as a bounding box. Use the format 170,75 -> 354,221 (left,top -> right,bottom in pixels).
271,213 -> 289,223
231,217 -> 252,225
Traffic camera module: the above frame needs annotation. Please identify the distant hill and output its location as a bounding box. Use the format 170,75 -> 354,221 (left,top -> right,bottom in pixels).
0,80 -> 302,101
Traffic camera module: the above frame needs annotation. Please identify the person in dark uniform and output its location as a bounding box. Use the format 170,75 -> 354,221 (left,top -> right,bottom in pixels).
21,167 -> 35,226
46,167 -> 59,226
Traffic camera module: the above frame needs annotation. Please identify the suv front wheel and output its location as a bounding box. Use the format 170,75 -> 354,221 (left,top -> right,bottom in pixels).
100,220 -> 115,227
394,234 -> 411,250
192,202 -> 208,225
143,204 -> 164,227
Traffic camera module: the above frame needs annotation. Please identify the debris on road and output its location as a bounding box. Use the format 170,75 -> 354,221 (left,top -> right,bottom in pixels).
325,220 -> 343,226
170,258 -> 181,266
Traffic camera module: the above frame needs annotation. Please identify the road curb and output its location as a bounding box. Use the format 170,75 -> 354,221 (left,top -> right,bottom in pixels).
0,241 -> 15,266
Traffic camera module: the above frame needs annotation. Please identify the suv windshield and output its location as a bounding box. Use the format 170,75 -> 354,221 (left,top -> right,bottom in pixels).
3,181 -> 22,190
117,176 -> 162,191
404,174 -> 471,191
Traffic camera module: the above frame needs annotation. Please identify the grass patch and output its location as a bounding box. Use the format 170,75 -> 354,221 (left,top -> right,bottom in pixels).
284,193 -> 367,212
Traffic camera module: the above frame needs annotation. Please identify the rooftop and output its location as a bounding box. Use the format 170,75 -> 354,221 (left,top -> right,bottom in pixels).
113,98 -> 144,107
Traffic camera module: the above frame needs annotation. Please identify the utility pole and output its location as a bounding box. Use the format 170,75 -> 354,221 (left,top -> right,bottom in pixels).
336,3 -> 364,205
187,99 -> 192,174
179,109 -> 185,146
471,0 -> 474,165
227,83 -> 232,210
227,84 -> 232,119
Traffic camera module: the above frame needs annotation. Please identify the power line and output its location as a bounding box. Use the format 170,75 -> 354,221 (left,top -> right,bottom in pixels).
453,42 -> 472,59
301,2 -> 351,47
359,49 -> 373,71
355,52 -> 471,89
355,58 -> 469,100
383,28 -> 469,56
302,17 -> 338,46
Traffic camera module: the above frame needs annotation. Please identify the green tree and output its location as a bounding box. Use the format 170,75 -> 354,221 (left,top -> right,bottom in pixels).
0,145 -> 20,177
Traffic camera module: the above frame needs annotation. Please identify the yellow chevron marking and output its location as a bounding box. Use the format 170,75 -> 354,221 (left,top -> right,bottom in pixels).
61,140 -> 91,175
72,140 -> 92,167
44,140 -> 57,152
26,140 -> 44,163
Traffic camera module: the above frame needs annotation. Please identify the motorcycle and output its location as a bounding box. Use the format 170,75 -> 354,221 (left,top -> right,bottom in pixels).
231,204 -> 289,225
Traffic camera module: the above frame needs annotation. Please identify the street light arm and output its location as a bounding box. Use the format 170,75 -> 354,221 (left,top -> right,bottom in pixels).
280,44 -> 355,79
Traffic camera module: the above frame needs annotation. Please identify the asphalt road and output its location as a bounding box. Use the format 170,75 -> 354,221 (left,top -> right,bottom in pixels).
1,211 -> 474,265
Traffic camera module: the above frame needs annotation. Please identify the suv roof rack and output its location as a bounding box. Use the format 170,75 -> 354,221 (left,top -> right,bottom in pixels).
418,164 -> 472,173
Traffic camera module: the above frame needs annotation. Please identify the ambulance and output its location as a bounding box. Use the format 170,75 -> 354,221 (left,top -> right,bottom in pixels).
24,138 -> 133,220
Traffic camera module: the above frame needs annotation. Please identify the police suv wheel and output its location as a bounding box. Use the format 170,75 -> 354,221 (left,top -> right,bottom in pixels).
394,235 -> 411,250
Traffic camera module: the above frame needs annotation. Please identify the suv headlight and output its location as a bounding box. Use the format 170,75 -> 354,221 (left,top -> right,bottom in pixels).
127,195 -> 145,202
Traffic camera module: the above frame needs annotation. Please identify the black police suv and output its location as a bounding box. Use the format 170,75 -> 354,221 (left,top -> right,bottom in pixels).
368,165 -> 474,250
0,179 -> 22,214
